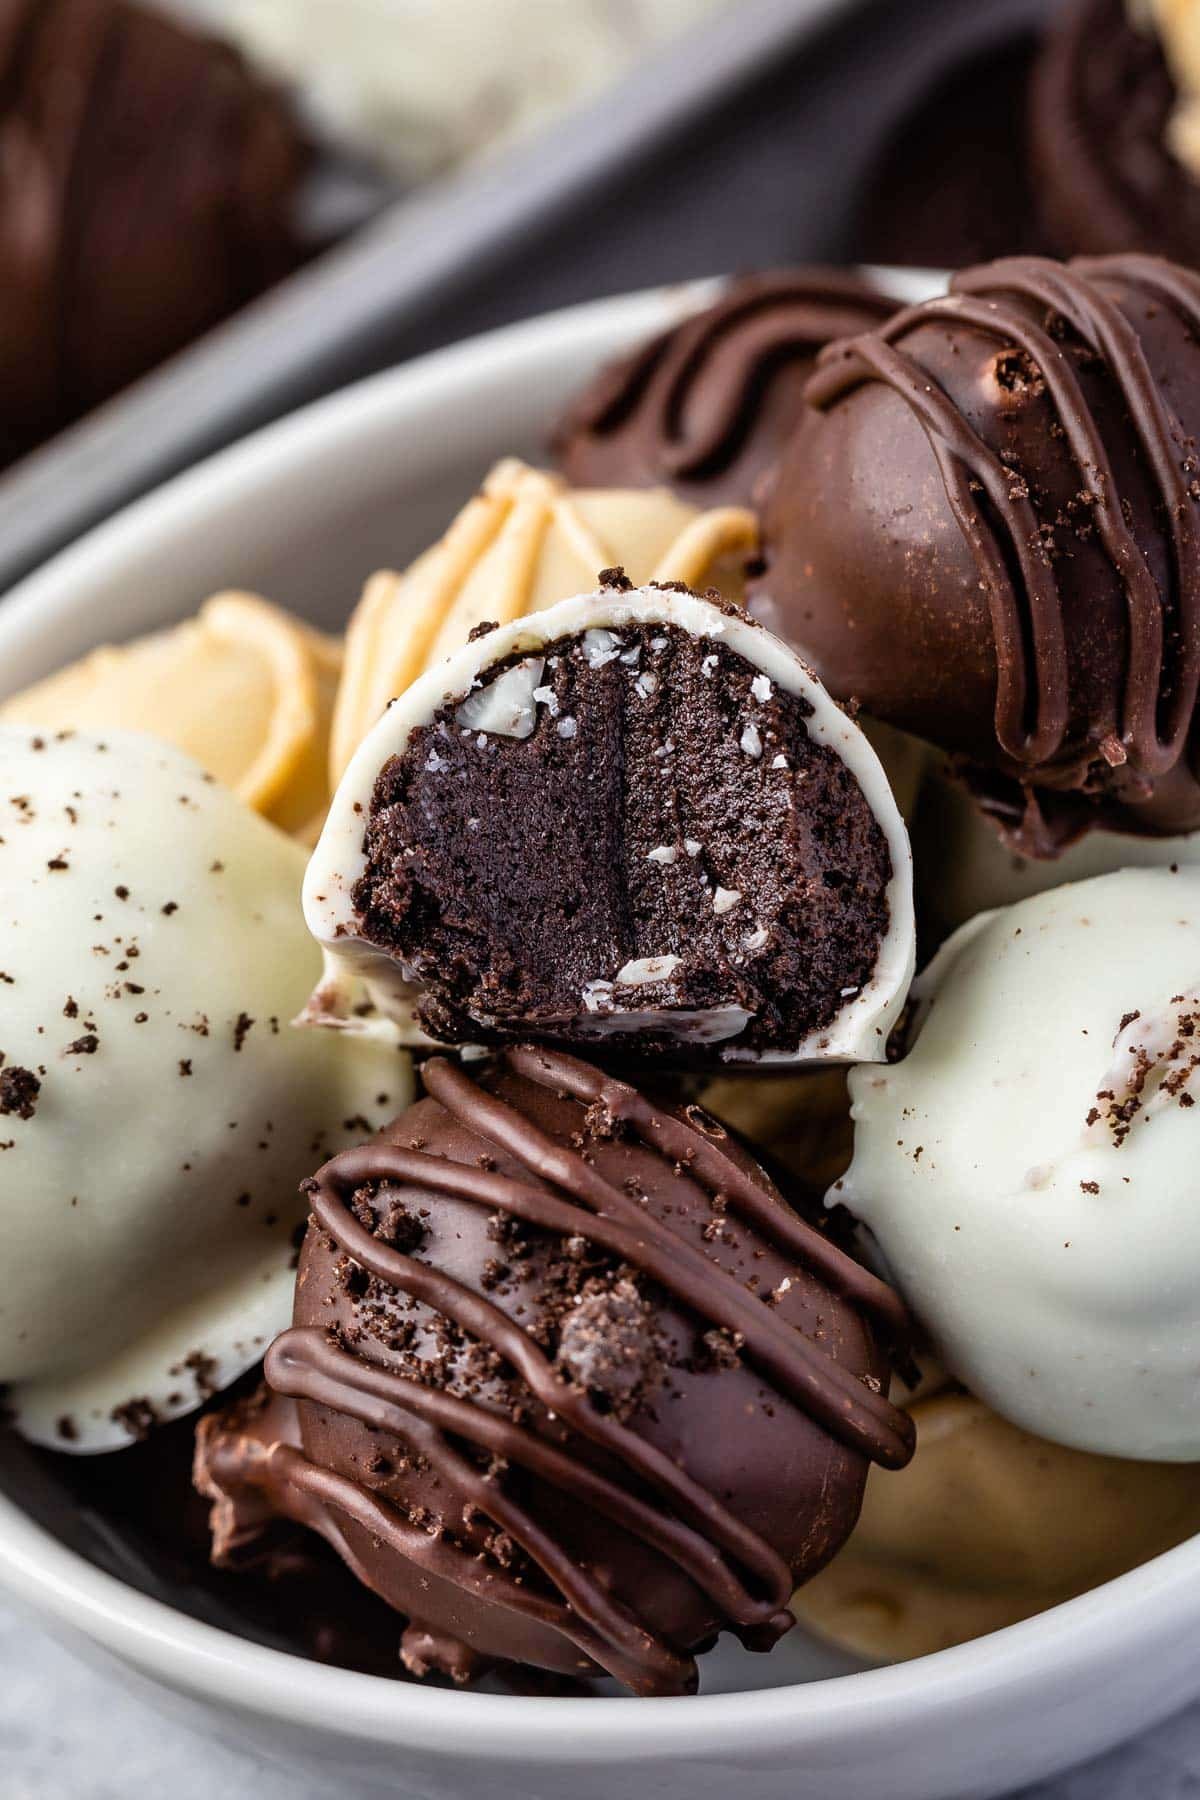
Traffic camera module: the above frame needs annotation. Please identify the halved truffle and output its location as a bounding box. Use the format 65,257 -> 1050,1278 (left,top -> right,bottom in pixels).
303,582 -> 914,1064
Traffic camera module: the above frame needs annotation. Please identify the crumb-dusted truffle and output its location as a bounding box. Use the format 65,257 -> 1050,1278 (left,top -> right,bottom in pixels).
554,271 -> 896,508
0,727 -> 408,1452
195,1045 -> 913,1694
0,0 -> 308,468
304,584 -> 914,1064
837,866 -> 1200,1461
1029,0 -> 1200,264
752,253 -> 1200,856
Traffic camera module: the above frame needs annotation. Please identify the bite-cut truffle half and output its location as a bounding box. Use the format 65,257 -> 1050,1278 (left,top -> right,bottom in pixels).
303,584 -> 914,1064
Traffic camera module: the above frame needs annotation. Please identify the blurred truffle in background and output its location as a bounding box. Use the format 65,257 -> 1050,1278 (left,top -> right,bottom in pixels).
0,0 -> 310,468
1030,0 -> 1200,262
180,0 -> 727,180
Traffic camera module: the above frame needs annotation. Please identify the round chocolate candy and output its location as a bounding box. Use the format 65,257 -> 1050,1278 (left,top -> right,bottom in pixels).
751,253 -> 1200,855
1029,0 -> 1200,265
553,271 -> 896,509
195,1045 -> 912,1694
0,0 -> 306,467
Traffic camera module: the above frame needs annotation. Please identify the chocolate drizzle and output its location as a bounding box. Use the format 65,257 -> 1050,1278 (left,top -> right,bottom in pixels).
254,1046 -> 912,1694
807,255 -> 1200,811
556,271 -> 896,505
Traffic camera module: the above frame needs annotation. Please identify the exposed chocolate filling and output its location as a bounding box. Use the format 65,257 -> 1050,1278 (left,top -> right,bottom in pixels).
353,623 -> 892,1054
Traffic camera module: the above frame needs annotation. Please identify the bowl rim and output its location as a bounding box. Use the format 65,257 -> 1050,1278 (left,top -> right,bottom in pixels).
3,276 -> 1200,1757
2,1474 -> 1199,1755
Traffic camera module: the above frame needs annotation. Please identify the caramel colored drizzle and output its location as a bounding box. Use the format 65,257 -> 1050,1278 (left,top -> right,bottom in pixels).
808,255 -> 1200,783
268,1046 -> 910,1693
576,273 -> 895,483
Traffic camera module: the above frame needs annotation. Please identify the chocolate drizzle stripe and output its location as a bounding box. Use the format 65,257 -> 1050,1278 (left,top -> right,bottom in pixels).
304,1153 -> 794,1598
277,1343 -> 690,1687
569,274 -> 894,482
316,1126 -> 909,1470
659,288 -> 896,481
808,256 -> 1200,782
422,1060 -> 910,1465
268,1328 -> 787,1628
266,1442 -> 687,1691
810,326 -> 1067,764
956,260 -> 1200,767
505,1043 -> 912,1336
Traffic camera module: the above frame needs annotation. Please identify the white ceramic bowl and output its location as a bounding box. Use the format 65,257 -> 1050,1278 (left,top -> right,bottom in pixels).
2,280 -> 1199,1800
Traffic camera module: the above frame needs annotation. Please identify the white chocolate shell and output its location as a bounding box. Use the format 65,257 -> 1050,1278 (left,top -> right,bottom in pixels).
0,728 -> 410,1452
304,584 -> 915,1066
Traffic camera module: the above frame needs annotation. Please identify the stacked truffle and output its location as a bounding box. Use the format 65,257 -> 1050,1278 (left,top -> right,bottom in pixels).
849,0 -> 1200,272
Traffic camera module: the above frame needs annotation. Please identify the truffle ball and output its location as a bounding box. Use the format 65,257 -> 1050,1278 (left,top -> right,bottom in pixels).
195,1044 -> 912,1694
0,728 -> 406,1451
1029,0 -> 1200,263
751,253 -> 1200,855
838,866 -> 1200,1460
304,582 -> 915,1065
0,0 -> 306,466
554,271 -> 896,508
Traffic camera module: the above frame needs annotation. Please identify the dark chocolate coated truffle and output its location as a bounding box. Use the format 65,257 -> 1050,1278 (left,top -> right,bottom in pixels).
751,253 -> 1200,854
553,271 -> 896,508
195,1045 -> 912,1695
1029,0 -> 1200,264
0,0 -> 307,467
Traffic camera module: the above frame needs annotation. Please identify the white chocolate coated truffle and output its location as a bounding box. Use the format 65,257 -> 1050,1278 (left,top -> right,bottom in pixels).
840,866 -> 1200,1459
304,585 -> 915,1066
0,729 -> 409,1452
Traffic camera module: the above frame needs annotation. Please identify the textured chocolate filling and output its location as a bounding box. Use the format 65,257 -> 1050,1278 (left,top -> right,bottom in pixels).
353,623 -> 891,1054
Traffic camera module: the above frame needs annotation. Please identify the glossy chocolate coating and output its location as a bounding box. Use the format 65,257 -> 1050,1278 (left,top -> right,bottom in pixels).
751,254 -> 1200,853
1029,0 -> 1200,264
196,1047 -> 911,1694
553,270 -> 896,508
0,0 -> 306,467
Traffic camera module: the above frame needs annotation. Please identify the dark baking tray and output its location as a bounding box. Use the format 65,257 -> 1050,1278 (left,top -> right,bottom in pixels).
0,0 -> 1055,595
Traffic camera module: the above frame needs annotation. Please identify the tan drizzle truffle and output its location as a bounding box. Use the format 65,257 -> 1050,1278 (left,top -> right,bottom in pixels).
2,593 -> 342,843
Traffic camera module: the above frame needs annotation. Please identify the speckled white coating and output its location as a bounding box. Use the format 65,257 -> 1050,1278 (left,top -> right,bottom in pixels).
840,866 -> 1200,1460
303,585 -> 915,1064
0,728 -> 410,1452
